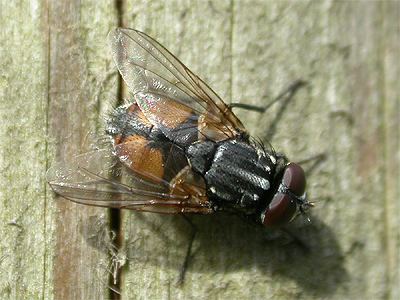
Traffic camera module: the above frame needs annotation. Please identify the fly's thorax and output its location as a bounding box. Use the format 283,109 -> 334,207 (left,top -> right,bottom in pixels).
186,140 -> 217,175
187,139 -> 277,212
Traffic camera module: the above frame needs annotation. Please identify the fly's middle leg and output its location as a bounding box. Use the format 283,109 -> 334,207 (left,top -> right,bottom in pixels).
177,215 -> 197,285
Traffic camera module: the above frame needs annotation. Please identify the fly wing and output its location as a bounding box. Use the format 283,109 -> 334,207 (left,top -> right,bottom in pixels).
108,28 -> 247,146
47,148 -> 212,214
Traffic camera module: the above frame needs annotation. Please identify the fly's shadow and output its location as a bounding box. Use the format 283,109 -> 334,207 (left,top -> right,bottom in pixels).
120,211 -> 346,296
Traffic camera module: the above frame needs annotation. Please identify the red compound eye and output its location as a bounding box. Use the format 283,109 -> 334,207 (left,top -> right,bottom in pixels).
282,163 -> 306,197
262,163 -> 306,227
262,193 -> 297,227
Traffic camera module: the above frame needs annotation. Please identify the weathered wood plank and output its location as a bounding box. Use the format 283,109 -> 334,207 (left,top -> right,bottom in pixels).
232,1 -> 399,299
47,1 -> 117,299
234,1 -> 399,299
381,2 -> 400,299
0,0 -> 398,299
0,1 -> 118,299
117,1 -> 399,299
0,1 -> 51,299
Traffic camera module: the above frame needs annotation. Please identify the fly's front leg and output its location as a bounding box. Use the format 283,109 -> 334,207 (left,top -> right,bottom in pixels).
177,215 -> 197,285
297,153 -> 327,176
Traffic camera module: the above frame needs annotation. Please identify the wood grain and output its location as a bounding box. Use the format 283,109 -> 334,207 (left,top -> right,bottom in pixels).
0,1 -> 51,298
1,0 -> 117,299
0,1 -> 398,299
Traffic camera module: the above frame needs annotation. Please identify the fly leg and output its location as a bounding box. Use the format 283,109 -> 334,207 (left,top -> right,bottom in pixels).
230,79 -> 308,141
229,79 -> 307,113
177,215 -> 197,285
297,153 -> 327,176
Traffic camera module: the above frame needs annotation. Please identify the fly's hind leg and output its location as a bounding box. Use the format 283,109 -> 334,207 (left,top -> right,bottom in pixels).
177,215 -> 197,285
229,79 -> 307,113
230,79 -> 308,141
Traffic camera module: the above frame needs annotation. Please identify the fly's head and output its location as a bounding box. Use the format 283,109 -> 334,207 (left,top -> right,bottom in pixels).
261,162 -> 312,227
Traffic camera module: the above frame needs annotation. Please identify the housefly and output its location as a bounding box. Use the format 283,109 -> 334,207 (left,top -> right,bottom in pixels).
47,28 -> 312,282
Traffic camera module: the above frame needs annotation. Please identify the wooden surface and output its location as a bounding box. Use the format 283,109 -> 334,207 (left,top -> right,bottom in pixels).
0,1 -> 399,299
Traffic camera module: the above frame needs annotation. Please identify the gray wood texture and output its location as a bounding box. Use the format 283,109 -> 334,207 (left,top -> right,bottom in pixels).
0,1 -> 398,299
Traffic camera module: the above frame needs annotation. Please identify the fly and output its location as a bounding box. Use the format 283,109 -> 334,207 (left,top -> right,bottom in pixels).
47,28 -> 313,284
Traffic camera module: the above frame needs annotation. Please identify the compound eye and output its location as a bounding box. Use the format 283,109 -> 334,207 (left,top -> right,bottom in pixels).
262,163 -> 306,227
283,163 -> 306,196
262,194 -> 297,227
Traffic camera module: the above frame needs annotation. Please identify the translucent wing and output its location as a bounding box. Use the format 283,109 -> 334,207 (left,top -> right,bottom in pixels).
108,28 -> 247,146
47,148 -> 212,214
